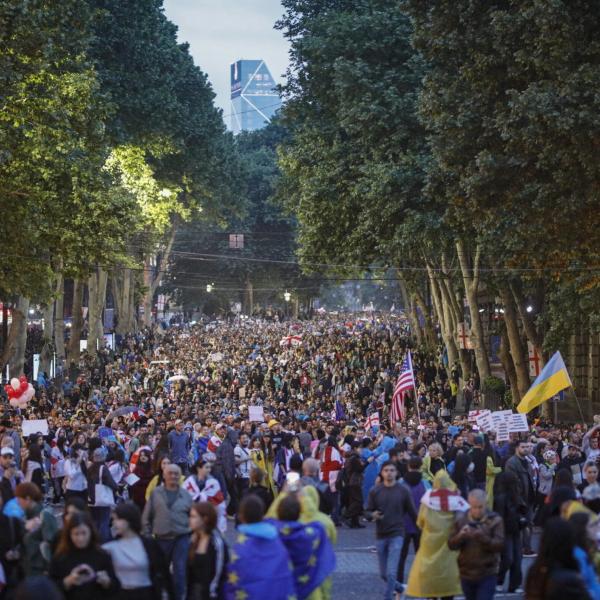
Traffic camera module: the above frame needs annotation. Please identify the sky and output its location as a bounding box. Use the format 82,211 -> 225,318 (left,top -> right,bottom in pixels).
163,0 -> 290,126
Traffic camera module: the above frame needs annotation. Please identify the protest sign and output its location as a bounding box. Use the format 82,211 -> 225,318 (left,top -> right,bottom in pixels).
491,410 -> 512,441
468,409 -> 490,423
508,413 -> 529,433
476,412 -> 494,433
21,419 -> 48,437
248,406 -> 264,422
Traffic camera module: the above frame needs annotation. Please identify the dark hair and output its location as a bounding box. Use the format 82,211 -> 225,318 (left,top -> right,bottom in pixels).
289,454 -> 303,473
190,501 -> 217,537
569,512 -> 593,554
379,461 -> 398,475
408,456 -> 423,470
64,496 -> 88,515
239,494 -> 265,524
277,494 -> 301,522
55,511 -> 99,556
153,453 -> 170,484
193,459 -> 210,473
113,502 -> 142,534
451,453 -> 472,490
525,517 -> 579,597
15,482 -> 42,502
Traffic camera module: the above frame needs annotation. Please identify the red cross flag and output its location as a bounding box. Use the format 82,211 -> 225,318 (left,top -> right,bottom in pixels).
457,323 -> 472,350
527,342 -> 542,377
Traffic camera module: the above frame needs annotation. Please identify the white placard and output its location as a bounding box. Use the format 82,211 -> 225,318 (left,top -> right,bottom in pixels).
80,340 -> 88,351
476,413 -> 494,433
468,409 -> 490,423
21,419 -> 49,437
33,354 -> 40,381
491,410 -> 512,440
248,406 -> 264,422
124,473 -> 140,486
507,413 -> 529,433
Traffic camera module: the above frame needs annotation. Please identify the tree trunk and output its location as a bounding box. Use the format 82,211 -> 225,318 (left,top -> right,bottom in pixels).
55,273 -> 65,370
498,327 -> 518,409
413,290 -> 437,348
456,239 -> 490,381
499,286 -> 530,402
244,278 -> 254,316
87,268 -> 108,356
39,300 -> 55,377
399,279 -> 423,345
114,268 -> 135,335
8,296 -> 29,378
142,227 -> 177,327
68,279 -> 84,366
427,267 -> 459,368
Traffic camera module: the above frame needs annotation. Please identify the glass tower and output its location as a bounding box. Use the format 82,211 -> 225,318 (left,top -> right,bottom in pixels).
230,59 -> 281,133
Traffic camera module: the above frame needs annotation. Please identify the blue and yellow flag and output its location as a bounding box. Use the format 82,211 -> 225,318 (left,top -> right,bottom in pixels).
516,351 -> 572,414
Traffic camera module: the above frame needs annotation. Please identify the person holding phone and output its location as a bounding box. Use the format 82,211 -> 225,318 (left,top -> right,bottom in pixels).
49,511 -> 120,600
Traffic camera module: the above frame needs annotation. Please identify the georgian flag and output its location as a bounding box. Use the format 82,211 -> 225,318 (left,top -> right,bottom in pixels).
183,476 -> 225,506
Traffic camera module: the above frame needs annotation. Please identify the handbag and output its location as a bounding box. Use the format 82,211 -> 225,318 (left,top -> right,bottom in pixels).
94,465 -> 115,507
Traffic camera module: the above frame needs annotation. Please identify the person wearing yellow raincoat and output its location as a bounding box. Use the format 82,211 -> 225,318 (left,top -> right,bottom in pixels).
406,471 -> 469,599
485,456 -> 502,510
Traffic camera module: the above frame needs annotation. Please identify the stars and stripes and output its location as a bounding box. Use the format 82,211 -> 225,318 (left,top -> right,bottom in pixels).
390,351 -> 415,423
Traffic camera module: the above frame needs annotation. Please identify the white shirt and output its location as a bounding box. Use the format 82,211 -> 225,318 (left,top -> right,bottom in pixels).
64,459 -> 87,491
234,445 -> 252,478
103,537 -> 151,589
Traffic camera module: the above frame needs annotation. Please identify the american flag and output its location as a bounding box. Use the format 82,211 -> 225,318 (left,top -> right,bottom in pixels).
390,351 -> 415,422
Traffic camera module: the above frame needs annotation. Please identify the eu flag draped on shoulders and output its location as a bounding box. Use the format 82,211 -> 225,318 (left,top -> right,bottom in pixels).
516,351 -> 572,414
268,519 -> 336,600
225,521 -> 296,600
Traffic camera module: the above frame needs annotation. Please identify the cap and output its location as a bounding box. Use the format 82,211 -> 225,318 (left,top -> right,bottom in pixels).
0,447 -> 14,456
268,419 -> 279,428
175,419 -> 183,425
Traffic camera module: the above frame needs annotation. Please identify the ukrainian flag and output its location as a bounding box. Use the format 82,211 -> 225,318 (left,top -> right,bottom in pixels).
516,351 -> 572,414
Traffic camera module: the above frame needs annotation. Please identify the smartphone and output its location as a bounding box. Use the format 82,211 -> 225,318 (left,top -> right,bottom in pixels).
286,472 -> 300,490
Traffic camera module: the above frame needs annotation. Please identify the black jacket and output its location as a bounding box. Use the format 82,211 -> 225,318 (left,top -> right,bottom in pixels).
141,536 -> 174,600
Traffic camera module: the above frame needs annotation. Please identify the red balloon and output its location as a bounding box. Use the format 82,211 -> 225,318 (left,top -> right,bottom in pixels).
6,387 -> 15,398
20,380 -> 28,392
19,374 -> 27,383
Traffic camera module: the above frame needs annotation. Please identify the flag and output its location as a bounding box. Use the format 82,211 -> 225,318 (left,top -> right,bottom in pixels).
516,351 -> 572,414
335,399 -> 346,421
366,411 -> 380,431
391,351 -> 415,422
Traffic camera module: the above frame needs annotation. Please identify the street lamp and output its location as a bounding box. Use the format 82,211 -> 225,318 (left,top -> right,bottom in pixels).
284,290 -> 291,319
284,290 -> 291,303
526,305 -> 533,313
206,283 -> 213,293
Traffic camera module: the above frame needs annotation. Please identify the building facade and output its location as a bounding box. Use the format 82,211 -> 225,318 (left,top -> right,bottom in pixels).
230,59 -> 281,133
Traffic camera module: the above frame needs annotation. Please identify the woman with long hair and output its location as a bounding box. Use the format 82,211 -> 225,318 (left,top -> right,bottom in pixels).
50,436 -> 68,505
64,445 -> 88,503
187,502 -> 228,600
103,502 -> 172,600
250,435 -> 276,499
450,453 -> 472,500
144,454 -> 172,501
525,517 -> 591,600
23,445 -> 45,492
49,511 -> 120,600
130,450 -> 153,510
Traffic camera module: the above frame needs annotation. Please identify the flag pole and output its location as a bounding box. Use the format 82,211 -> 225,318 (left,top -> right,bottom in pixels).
409,351 -> 422,425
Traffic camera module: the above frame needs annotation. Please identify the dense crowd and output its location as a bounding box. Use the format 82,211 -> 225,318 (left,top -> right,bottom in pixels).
0,316 -> 599,600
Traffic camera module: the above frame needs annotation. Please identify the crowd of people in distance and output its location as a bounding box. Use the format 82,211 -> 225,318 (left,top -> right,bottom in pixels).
0,315 -> 600,600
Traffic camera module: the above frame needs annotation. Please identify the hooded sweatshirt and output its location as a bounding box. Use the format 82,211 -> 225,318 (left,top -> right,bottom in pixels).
402,471 -> 430,535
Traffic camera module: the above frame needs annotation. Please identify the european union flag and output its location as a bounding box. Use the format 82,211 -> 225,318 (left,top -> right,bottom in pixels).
269,520 -> 336,600
225,522 -> 296,600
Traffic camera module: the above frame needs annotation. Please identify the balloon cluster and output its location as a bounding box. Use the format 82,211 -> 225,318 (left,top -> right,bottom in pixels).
4,375 -> 34,409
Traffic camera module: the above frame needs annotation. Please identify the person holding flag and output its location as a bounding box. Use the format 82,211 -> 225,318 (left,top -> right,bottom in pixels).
390,352 -> 418,424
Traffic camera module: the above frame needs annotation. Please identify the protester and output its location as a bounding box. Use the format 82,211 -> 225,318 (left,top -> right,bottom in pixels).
448,489 -> 505,600
103,502 -> 173,600
48,511 -> 120,600
366,461 -> 417,600
187,502 -> 228,600
142,464 -> 192,600
406,471 -> 468,599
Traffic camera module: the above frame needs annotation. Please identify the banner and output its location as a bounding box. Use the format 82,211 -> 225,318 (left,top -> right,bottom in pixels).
248,406 -> 264,422
21,419 -> 48,437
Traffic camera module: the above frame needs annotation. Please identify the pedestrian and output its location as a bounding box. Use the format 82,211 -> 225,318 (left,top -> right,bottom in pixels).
224,495 -> 295,600
234,433 -> 252,503
168,420 -> 190,476
397,456 -> 429,584
366,461 -> 417,600
272,493 -> 336,600
15,482 -> 59,576
525,517 -> 591,600
406,470 -> 468,600
448,489 -> 504,600
568,511 -> 600,600
49,511 -> 120,600
103,502 -> 173,600
87,448 -> 118,544
342,440 -> 366,528
142,464 -> 192,600
129,449 -> 153,510
187,502 -> 228,600
0,491 -> 24,599
64,445 -> 88,503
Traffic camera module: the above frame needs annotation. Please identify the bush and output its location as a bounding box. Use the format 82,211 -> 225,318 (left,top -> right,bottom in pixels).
483,376 -> 506,396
